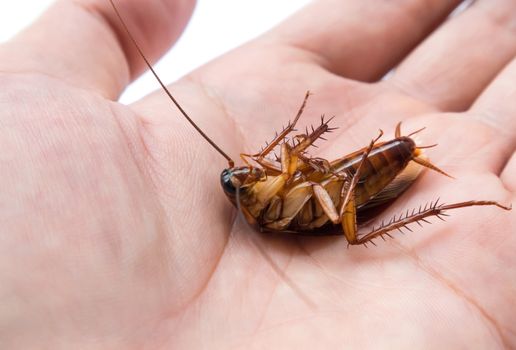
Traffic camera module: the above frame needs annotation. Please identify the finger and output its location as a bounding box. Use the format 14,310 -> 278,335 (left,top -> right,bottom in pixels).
470,57 -> 516,155
500,151 -> 516,193
471,57 -> 516,132
433,58 -> 516,176
390,0 -> 516,111
266,0 -> 462,82
0,0 -> 195,99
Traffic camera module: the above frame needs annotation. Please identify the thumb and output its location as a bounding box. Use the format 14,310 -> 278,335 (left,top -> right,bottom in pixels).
0,0 -> 196,98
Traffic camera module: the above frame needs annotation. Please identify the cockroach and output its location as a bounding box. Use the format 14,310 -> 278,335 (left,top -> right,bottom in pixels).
109,0 -> 511,247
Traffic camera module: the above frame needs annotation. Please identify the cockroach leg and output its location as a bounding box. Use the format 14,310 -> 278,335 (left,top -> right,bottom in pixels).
280,143 -> 293,176
312,183 -> 340,224
255,157 -> 282,174
339,130 -> 384,218
240,152 -> 283,174
298,153 -> 332,173
239,153 -> 253,167
334,130 -> 384,244
351,200 -> 512,245
252,91 -> 311,159
395,121 -> 402,138
249,142 -> 298,214
239,91 -> 311,171
291,115 -> 338,155
341,189 -> 359,244
264,182 -> 314,231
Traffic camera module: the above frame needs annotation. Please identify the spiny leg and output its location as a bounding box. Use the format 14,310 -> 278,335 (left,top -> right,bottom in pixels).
254,157 -> 282,174
248,141 -> 299,215
239,152 -> 283,175
264,172 -> 344,232
281,117 -> 337,180
275,115 -> 339,180
350,199 -> 511,245
310,179 -> 359,238
312,183 -> 340,224
297,153 -> 332,173
338,130 -> 384,218
341,189 -> 359,244
264,181 -> 314,231
244,90 -> 311,162
247,105 -> 337,177
308,130 -> 384,243
290,115 -> 338,156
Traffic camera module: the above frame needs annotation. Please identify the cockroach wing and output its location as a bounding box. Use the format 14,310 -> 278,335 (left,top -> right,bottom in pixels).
359,159 -> 423,211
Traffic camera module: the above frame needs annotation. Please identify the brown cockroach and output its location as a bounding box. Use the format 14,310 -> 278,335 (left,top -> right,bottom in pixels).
109,1 -> 511,247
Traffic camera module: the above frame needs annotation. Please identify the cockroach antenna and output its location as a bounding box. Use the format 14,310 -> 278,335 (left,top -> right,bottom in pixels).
108,0 -> 235,167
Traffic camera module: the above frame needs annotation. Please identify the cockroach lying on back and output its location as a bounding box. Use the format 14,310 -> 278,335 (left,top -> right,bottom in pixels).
219,91 -> 510,244
110,1 -> 511,246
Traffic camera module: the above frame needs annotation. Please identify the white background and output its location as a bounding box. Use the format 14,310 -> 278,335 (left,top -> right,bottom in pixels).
0,0 -> 311,104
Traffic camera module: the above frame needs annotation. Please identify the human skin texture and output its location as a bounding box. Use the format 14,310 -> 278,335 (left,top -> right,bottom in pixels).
0,0 -> 515,348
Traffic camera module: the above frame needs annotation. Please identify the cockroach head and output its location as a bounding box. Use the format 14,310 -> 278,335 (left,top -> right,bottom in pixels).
220,167 -> 264,199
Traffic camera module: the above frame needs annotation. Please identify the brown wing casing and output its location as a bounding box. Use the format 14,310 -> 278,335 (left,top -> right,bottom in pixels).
330,137 -> 416,207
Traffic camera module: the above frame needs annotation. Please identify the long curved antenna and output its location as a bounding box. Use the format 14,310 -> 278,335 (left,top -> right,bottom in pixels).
109,0 -> 234,167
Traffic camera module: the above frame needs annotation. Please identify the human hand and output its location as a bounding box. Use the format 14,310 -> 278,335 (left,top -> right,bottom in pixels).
1,0 -> 515,348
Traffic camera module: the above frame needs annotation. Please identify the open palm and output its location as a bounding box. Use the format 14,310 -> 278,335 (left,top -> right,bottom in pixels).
1,0 -> 515,348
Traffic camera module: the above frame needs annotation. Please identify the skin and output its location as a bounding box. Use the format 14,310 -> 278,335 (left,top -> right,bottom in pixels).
0,0 -> 515,348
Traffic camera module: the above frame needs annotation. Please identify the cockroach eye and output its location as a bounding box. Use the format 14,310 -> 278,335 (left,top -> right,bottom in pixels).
220,169 -> 237,196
